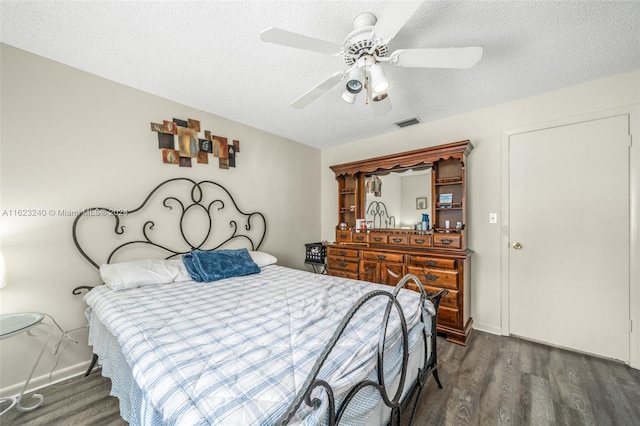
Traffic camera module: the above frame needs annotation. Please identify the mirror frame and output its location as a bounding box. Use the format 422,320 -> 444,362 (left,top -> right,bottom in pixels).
330,140 -> 473,227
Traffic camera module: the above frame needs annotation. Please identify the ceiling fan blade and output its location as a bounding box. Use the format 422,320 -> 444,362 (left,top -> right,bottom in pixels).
260,28 -> 343,55
392,46 -> 483,68
372,1 -> 423,42
291,72 -> 345,109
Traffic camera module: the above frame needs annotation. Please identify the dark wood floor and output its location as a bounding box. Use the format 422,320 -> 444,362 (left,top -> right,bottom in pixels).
1,369 -> 124,426
409,331 -> 640,425
3,331 -> 640,425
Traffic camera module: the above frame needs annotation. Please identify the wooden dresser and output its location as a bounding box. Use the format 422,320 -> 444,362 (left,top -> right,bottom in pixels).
326,140 -> 473,345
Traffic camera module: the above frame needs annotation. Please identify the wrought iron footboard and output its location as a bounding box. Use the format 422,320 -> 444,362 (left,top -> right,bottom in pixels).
279,274 -> 447,426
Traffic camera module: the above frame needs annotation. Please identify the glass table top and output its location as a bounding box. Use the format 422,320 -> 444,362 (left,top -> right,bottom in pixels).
0,312 -> 45,339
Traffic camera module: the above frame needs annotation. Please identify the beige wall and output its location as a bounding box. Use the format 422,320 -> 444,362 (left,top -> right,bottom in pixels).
321,70 -> 640,367
0,44 -> 321,393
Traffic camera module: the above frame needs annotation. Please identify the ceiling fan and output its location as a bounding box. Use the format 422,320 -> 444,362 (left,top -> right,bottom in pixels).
260,1 -> 483,115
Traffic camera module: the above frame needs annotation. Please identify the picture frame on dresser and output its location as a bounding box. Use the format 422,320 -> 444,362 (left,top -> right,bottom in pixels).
416,197 -> 427,209
438,193 -> 453,208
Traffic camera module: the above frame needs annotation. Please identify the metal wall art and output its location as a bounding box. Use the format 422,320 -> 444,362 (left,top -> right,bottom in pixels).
151,118 -> 240,169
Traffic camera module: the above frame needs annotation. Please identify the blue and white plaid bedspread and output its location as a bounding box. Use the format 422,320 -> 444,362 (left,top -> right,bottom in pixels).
85,265 -> 430,425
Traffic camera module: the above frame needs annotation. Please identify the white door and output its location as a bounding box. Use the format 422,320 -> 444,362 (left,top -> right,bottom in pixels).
508,114 -> 630,361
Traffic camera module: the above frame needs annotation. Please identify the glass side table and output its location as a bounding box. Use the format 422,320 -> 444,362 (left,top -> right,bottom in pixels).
0,312 -> 52,416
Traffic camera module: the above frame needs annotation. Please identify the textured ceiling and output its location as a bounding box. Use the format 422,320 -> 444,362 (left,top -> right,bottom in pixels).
1,1 -> 639,149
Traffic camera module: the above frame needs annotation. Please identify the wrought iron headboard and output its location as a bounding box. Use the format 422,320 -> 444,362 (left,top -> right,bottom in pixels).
72,177 -> 267,270
365,201 -> 396,229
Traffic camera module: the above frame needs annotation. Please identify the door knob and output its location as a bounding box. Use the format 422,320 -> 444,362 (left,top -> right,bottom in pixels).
512,242 -> 523,250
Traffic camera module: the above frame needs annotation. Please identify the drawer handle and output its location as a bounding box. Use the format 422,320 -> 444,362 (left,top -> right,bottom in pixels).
424,273 -> 439,281
414,239 -> 425,244
338,261 -> 347,268
355,236 -> 365,241
425,260 -> 438,267
377,255 -> 386,260
339,250 -> 347,256
339,234 -> 348,239
392,238 -> 403,243
440,239 -> 453,245
373,237 -> 383,242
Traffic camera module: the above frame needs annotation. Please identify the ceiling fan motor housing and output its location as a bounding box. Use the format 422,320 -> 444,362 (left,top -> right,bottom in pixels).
352,11 -> 377,29
343,13 -> 388,67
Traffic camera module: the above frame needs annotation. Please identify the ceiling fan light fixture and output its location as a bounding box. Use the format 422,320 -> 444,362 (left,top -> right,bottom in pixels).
342,90 -> 357,104
372,92 -> 388,102
370,63 -> 389,93
345,67 -> 364,93
370,90 -> 391,115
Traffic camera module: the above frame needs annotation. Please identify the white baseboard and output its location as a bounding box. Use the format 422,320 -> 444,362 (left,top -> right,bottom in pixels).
0,361 -> 90,398
472,323 -> 503,336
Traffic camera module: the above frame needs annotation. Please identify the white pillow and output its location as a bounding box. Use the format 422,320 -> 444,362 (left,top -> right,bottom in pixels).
248,251 -> 278,268
100,258 -> 191,291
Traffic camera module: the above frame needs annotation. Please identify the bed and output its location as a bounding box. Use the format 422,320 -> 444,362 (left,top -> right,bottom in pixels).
71,178 -> 446,425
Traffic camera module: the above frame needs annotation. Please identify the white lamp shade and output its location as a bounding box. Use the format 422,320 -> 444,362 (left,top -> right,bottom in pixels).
345,67 -> 364,94
371,91 -> 392,115
0,251 -> 6,289
342,90 -> 357,104
370,63 -> 389,94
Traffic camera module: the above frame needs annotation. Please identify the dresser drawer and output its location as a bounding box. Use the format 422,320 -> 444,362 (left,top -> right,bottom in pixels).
404,283 -> 459,310
387,234 -> 409,246
436,307 -> 459,328
409,256 -> 456,269
425,286 -> 459,310
327,247 -> 359,258
433,234 -> 461,249
351,233 -> 369,243
409,234 -> 432,247
362,251 -> 404,263
407,266 -> 459,290
335,230 -> 352,242
369,234 -> 388,244
328,257 -> 359,273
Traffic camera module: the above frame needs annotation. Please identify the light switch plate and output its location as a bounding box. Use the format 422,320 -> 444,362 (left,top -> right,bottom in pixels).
489,213 -> 498,224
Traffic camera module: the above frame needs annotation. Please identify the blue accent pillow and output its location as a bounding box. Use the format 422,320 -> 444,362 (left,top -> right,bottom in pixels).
183,249 -> 260,283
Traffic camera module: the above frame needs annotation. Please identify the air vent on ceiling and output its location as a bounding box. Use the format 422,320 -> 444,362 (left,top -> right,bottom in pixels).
394,117 -> 421,128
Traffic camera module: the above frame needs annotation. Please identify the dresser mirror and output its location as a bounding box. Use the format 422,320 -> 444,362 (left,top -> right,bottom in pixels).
364,168 -> 432,229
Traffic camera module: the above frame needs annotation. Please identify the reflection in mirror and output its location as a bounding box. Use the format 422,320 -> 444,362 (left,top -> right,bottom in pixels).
365,201 -> 396,229
364,168 -> 432,229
